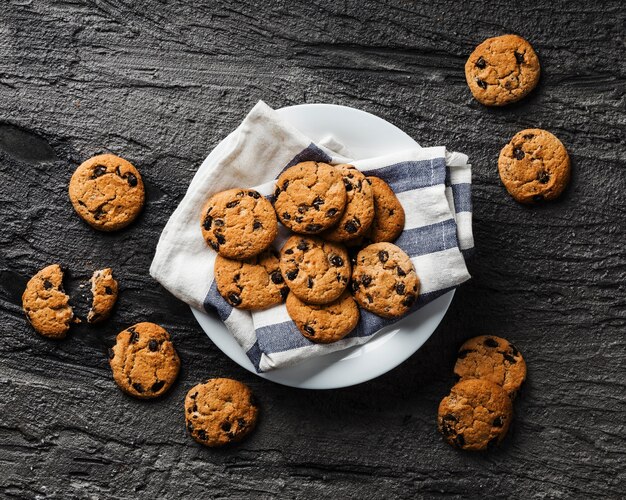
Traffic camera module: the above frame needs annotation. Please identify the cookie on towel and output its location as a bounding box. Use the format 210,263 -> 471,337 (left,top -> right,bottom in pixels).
366,176 -> 405,242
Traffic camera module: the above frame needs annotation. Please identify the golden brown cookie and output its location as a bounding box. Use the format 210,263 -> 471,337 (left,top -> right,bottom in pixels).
87,268 -> 118,323
454,335 -> 527,397
438,379 -> 514,451
22,264 -> 75,339
323,164 -> 374,241
273,161 -> 347,234
286,290 -> 359,343
69,154 -> 145,231
498,129 -> 571,204
201,188 -> 278,260
279,236 -> 350,305
185,378 -> 259,447
366,176 -> 405,242
109,322 -> 180,399
351,243 -> 419,318
214,249 -> 288,310
465,34 -> 540,106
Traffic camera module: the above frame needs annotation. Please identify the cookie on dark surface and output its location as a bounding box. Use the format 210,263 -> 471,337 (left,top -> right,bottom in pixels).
438,379 -> 513,451
185,378 -> 259,447
351,242 -> 419,318
273,161 -> 347,234
200,188 -> 278,260
22,264 -> 75,339
465,34 -> 540,106
454,335 -> 527,397
279,235 -> 350,305
323,164 -> 374,242
109,322 -> 180,399
214,249 -> 288,310
69,154 -> 145,231
87,267 -> 118,323
366,176 -> 405,243
498,128 -> 571,204
286,290 -> 359,343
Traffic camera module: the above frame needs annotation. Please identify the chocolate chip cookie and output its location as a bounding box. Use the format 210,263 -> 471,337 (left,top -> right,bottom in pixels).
323,164 -> 374,241
438,379 -> 513,451
367,176 -> 405,242
351,243 -> 419,318
465,34 -> 540,106
286,290 -> 359,343
185,378 -> 259,447
22,264 -> 75,339
279,236 -> 350,305
214,249 -> 288,310
498,129 -> 571,204
109,322 -> 180,399
69,154 -> 145,231
201,188 -> 278,260
87,268 -> 118,323
273,161 -> 347,234
454,335 -> 527,397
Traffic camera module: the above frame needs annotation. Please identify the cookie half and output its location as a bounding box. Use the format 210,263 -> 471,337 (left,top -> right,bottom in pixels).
214,249 -> 288,310
286,290 -> 359,343
465,34 -> 540,106
454,335 -> 526,397
185,378 -> 259,447
201,188 -> 278,260
366,176 -> 405,242
273,161 -> 347,234
69,154 -> 145,231
498,129 -> 570,204
22,264 -> 75,339
109,322 -> 180,399
438,379 -> 513,451
87,268 -> 118,323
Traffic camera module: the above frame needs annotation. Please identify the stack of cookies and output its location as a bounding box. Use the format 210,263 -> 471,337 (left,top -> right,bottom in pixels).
201,161 -> 420,344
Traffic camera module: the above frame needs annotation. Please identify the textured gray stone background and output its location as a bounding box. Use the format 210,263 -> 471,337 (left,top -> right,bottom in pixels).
1,0 -> 625,498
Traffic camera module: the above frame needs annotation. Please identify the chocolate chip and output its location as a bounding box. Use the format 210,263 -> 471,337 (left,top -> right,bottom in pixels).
132,382 -> 144,393
350,280 -> 359,292
457,349 -> 474,359
455,434 -> 465,448
297,239 -> 309,251
344,220 -> 358,234
298,204 -> 309,214
227,293 -> 242,306
475,56 -> 486,69
148,340 -> 158,351
151,380 -> 165,392
443,413 -> 458,422
280,286 -> 289,301
343,178 -> 353,191
523,134 -> 535,139
128,327 -> 139,343
513,148 -> 525,160
234,273 -> 240,282
286,269 -> 299,280
307,277 -> 314,288
305,223 -> 321,232
510,344 -> 520,357
304,324 -> 315,336
388,209 -> 394,216
503,353 -> 517,364
209,240 -> 219,251
378,250 -> 389,263
221,421 -> 231,432
402,294 -> 416,307
476,78 -> 487,89
284,248 -> 294,255
395,283 -> 405,295
92,165 -> 107,178
202,215 -> 213,230
126,173 -> 138,187
326,208 -> 338,218
270,271 -> 284,284
366,294 -> 373,303
237,191 -> 245,197
237,418 -> 246,428
532,194 -> 544,202
294,216 -> 303,223
115,166 -> 122,177
190,392 -> 198,400
105,286 -> 113,295
538,171 -> 550,184
93,207 -> 105,220
197,429 -> 207,441
192,404 -> 197,412
336,273 -> 341,282
361,275 -> 372,287
312,196 -> 324,210
493,416 -> 504,427
253,220 -> 262,230
396,266 -> 406,277
484,337 -> 499,348
108,347 -> 115,359
214,219 -> 224,227
216,233 -> 226,245
514,51 -> 524,64
43,279 -> 53,290
330,255 -> 344,267
226,200 -> 239,209
248,190 -> 260,199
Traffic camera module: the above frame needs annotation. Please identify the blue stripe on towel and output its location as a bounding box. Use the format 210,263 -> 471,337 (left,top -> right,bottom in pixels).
203,281 -> 232,321
394,219 -> 459,256
247,341 -> 263,369
451,183 -> 472,213
280,143 -> 332,174
362,157 -> 446,193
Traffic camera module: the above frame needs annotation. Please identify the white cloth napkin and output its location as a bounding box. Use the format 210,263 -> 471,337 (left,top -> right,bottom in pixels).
150,101 -> 473,372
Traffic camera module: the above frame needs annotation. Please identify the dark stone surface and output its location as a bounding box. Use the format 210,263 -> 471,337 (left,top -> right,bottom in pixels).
1,0 -> 625,498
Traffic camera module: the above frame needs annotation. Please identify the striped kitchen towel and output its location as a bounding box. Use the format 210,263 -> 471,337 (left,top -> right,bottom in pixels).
150,101 -> 473,372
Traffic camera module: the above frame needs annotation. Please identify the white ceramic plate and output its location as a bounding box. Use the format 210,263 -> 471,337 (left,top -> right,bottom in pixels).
191,104 -> 454,389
